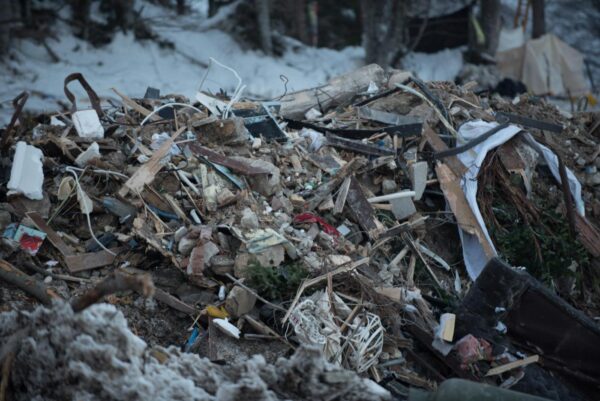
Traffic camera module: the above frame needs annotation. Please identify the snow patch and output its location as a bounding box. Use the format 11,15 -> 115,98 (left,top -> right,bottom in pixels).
403,47 -> 464,82
0,12 -> 363,125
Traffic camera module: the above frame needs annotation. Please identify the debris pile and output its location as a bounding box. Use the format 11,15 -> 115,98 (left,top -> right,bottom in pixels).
1,63 -> 599,400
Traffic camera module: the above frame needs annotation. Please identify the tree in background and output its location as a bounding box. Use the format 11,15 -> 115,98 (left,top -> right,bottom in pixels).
531,0 -> 545,38
256,0 -> 273,55
466,0 -> 501,63
479,0 -> 501,56
0,0 -> 15,56
361,0 -> 407,66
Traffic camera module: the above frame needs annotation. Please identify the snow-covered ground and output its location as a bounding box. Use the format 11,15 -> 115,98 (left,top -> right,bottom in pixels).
3,0 -> 596,124
0,2 -> 365,123
403,48 -> 464,82
0,1 -> 469,124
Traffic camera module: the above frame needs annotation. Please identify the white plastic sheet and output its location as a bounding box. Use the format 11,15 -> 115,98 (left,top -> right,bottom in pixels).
454,120 -> 584,280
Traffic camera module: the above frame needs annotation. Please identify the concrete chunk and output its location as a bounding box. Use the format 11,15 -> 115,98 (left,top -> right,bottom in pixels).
75,142 -> 101,167
72,109 -> 104,139
390,197 -> 416,220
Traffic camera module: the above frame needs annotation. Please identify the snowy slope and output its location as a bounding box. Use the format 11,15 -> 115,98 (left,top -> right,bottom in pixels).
0,3 -> 363,123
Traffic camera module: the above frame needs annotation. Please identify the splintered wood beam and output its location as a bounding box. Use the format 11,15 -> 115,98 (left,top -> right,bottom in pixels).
119,127 -> 185,197
0,260 -> 62,305
71,271 -> 155,312
346,177 -> 381,240
423,124 -> 467,178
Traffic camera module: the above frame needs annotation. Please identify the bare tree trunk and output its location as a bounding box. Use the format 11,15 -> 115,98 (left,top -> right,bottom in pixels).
71,0 -> 91,40
19,0 -> 32,27
255,0 -> 272,55
291,0 -> 307,43
112,0 -> 134,31
479,0 -> 501,55
531,0 -> 545,38
361,0 -> 406,67
177,0 -> 186,15
208,0 -> 217,17
307,0 -> 318,46
0,0 -> 13,56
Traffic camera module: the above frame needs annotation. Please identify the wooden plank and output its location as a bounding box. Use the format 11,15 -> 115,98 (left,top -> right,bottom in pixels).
306,153 -> 341,175
423,125 -> 467,178
306,157 -> 364,211
485,355 -> 540,376
64,247 -> 126,272
333,177 -> 351,215
497,140 -> 526,172
111,87 -> 158,121
153,287 -> 197,315
26,211 -> 74,256
188,143 -> 271,176
435,162 -> 495,258
575,214 -> 600,258
358,106 -> 423,129
119,127 -> 185,197
346,177 -> 381,240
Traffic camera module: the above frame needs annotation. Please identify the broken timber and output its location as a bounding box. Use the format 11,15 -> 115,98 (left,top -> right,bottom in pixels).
346,177 -> 381,240
423,125 -> 468,178
64,247 -> 127,273
435,162 -> 495,258
119,127 -> 186,197
27,211 -> 74,256
305,157 -> 364,211
188,143 -> 271,175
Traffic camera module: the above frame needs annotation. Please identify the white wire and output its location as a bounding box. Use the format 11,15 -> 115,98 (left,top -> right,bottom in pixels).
395,83 -> 458,137
140,103 -> 203,126
342,312 -> 384,373
198,57 -> 245,119
65,167 -> 116,256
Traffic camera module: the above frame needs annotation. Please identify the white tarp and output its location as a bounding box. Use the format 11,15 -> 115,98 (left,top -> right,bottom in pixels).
455,120 -> 584,280
497,27 -> 525,52
496,33 -> 590,97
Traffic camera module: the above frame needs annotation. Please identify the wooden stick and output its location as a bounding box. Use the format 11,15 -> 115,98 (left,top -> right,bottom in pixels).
282,257 -> 369,324
0,260 -> 62,305
119,127 -> 185,197
22,260 -> 90,284
111,87 -> 157,120
340,303 -> 363,333
306,157 -> 364,211
153,288 -> 197,315
333,177 -> 351,215
558,157 -> 576,238
486,355 -> 539,376
71,271 -> 154,312
225,273 -> 286,312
